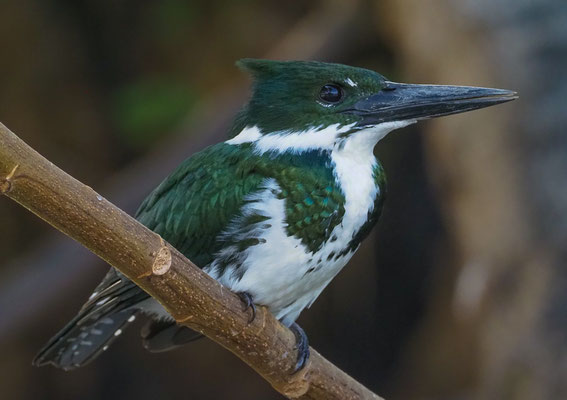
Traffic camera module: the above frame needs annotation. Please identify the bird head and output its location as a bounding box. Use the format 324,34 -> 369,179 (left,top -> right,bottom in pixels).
229,59 -> 517,153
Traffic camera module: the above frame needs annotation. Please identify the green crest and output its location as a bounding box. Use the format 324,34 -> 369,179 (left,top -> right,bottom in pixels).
229,59 -> 389,136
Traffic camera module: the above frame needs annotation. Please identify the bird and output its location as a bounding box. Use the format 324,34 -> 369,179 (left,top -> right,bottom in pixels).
33,59 -> 517,372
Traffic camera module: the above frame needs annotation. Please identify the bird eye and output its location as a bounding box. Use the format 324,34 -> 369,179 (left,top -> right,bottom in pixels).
319,84 -> 343,103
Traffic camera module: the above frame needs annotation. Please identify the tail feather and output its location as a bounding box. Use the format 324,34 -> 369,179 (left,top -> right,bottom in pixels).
33,308 -> 138,370
33,268 -> 149,370
141,319 -> 203,353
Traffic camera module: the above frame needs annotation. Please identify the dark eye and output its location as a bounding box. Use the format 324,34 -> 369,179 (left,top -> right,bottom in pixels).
319,84 -> 343,103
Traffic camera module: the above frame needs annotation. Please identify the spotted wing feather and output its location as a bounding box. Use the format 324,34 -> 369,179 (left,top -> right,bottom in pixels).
33,143 -> 267,368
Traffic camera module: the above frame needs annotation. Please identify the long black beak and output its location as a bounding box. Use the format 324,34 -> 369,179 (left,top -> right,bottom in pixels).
344,81 -> 518,125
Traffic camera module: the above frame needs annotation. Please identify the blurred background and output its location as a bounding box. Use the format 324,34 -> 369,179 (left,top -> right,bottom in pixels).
1,0 -> 565,399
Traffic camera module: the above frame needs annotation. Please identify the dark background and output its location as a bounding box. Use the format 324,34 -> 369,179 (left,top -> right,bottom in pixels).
1,1 -> 566,399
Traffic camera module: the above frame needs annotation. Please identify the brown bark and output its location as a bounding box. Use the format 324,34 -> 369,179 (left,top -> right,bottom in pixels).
0,122 -> 383,399
0,0 -> 362,343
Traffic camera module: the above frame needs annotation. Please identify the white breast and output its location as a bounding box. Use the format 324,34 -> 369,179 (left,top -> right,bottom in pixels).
206,151 -> 378,326
209,122 -> 414,325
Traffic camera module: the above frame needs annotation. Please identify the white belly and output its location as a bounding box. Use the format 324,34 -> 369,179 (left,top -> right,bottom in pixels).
206,144 -> 379,325
206,181 -> 356,325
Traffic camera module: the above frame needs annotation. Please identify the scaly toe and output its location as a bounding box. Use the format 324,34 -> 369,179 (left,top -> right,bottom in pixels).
237,291 -> 257,324
290,322 -> 310,373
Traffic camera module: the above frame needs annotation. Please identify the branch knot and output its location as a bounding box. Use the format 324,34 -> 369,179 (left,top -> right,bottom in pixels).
152,243 -> 172,275
0,164 -> 19,194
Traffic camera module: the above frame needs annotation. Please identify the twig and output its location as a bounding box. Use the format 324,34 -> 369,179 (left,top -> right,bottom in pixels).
0,122 -> 382,399
0,0 -> 361,342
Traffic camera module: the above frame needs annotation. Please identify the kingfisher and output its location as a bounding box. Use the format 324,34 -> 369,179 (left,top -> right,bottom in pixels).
33,59 -> 516,372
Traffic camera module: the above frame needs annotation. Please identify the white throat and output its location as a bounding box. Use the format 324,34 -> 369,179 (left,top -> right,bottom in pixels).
226,120 -> 416,155
327,123 -> 417,247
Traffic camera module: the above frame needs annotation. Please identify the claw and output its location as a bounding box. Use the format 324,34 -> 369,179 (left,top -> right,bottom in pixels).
237,292 -> 256,324
289,322 -> 310,373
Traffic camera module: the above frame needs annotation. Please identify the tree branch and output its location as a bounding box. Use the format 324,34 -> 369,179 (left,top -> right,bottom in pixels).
0,0 -> 362,343
0,124 -> 383,399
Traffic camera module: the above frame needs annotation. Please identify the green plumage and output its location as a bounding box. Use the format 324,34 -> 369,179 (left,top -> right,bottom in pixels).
134,143 -> 379,270
33,58 -> 517,372
229,59 -> 387,135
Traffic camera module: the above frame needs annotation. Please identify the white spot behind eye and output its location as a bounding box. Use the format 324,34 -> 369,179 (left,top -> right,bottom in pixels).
345,78 -> 357,87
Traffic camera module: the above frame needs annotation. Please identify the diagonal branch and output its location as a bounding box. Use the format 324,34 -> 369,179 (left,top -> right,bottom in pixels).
0,123 -> 383,399
0,0 -> 362,343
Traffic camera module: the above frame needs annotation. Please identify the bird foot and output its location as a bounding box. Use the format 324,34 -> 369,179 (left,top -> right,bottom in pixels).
290,322 -> 310,373
237,291 -> 257,324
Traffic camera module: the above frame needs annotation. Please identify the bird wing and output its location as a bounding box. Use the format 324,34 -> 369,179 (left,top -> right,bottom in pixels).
84,142 -> 270,312
33,143 -> 270,368
135,142 -> 267,266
